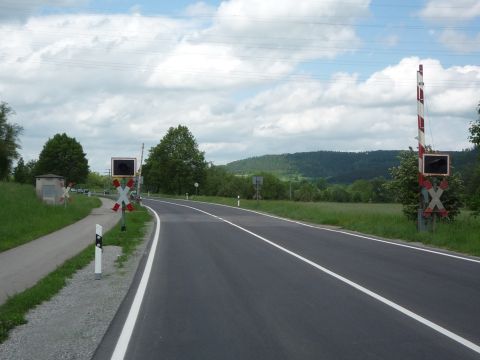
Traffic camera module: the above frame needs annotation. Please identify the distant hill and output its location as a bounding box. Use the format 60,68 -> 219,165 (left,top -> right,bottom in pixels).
224,149 -> 478,183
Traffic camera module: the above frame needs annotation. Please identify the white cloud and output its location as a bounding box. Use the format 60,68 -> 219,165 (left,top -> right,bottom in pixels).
0,1 -> 478,173
234,57 -> 479,154
209,0 -> 369,61
147,0 -> 370,88
438,29 -> 480,53
0,0 -> 88,23
419,0 -> 480,53
419,0 -> 480,23
184,2 -> 217,17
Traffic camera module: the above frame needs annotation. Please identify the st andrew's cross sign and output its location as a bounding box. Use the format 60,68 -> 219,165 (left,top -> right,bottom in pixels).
112,178 -> 135,212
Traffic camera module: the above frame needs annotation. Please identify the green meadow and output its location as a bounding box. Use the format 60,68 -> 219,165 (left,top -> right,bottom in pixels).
0,182 -> 101,252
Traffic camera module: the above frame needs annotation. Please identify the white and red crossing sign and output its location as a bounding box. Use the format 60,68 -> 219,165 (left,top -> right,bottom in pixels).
61,182 -> 74,202
112,178 -> 135,212
423,179 -> 448,218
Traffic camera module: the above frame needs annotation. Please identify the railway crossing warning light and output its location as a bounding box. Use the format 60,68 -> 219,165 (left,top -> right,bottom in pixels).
422,154 -> 450,177
111,157 -> 137,178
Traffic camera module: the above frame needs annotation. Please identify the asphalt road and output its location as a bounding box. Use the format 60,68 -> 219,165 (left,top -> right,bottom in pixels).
94,198 -> 480,360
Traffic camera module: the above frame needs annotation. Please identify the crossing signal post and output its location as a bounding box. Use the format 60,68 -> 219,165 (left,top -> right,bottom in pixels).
417,64 -> 428,232
61,182 -> 73,208
112,178 -> 135,231
416,65 -> 450,232
111,157 -> 137,232
421,154 -> 450,231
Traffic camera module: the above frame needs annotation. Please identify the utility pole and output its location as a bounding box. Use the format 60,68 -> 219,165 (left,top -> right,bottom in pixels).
137,143 -> 144,199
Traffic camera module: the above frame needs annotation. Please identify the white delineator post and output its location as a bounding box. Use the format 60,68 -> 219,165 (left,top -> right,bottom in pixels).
237,195 -> 240,207
95,224 -> 103,280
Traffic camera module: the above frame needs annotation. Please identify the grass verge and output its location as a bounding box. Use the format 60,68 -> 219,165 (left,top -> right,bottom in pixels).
157,194 -> 480,257
0,202 -> 151,344
0,182 -> 101,252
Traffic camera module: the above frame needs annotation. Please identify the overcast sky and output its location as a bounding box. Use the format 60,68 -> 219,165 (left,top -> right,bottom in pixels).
1,0 -> 479,174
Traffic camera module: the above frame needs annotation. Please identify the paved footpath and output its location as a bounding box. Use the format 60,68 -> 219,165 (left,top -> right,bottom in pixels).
0,197 -> 120,305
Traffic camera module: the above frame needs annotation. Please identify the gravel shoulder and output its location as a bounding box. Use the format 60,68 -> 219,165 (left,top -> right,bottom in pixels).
0,220 -> 154,360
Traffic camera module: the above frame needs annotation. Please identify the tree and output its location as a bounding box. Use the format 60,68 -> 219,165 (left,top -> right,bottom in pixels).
294,180 -> 318,202
349,179 -> 373,202
388,148 -> 463,221
13,157 -> 36,185
468,102 -> 480,148
86,171 -> 107,189
370,177 -> 394,203
255,172 -> 287,200
217,175 -> 251,199
143,125 -> 207,194
0,102 -> 23,180
35,133 -> 89,183
467,101 -> 480,214
326,184 -> 351,202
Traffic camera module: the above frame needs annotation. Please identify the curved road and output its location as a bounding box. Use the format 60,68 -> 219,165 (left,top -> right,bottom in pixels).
94,198 -> 480,360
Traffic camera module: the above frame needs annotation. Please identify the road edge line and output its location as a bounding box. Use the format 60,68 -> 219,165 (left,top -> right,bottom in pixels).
110,205 -> 161,360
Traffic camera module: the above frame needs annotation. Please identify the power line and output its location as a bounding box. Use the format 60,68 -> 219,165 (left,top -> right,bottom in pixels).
1,4 -> 480,30
1,29 -> 479,59
2,54 -> 478,89
3,26 -> 480,48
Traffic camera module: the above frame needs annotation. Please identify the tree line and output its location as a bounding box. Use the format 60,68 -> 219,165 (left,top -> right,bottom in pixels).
2,99 -> 480,222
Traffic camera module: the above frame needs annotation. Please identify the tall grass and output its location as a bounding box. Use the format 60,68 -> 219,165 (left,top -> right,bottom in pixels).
176,195 -> 480,257
0,182 -> 101,252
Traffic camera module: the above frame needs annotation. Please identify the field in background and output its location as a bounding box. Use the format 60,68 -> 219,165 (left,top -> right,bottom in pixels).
155,194 -> 480,257
0,182 -> 101,252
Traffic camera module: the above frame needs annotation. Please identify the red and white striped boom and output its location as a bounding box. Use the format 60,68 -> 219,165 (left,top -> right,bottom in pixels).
417,64 -> 425,187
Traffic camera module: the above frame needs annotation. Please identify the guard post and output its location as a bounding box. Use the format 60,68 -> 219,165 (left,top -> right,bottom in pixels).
95,224 -> 103,280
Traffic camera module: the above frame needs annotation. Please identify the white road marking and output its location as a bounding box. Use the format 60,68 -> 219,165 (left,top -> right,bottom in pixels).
110,205 -> 161,360
162,197 -> 480,264
153,199 -> 480,355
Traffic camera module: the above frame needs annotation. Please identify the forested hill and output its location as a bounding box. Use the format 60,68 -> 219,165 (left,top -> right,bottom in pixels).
224,149 -> 478,183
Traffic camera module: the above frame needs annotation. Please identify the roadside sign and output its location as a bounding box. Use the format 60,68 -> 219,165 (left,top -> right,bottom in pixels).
61,182 -> 73,207
252,176 -> 263,201
61,182 -> 73,200
252,176 -> 263,185
194,182 -> 199,188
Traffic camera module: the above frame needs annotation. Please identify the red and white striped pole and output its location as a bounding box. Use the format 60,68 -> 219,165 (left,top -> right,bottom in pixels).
417,64 -> 425,187
417,64 -> 429,231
